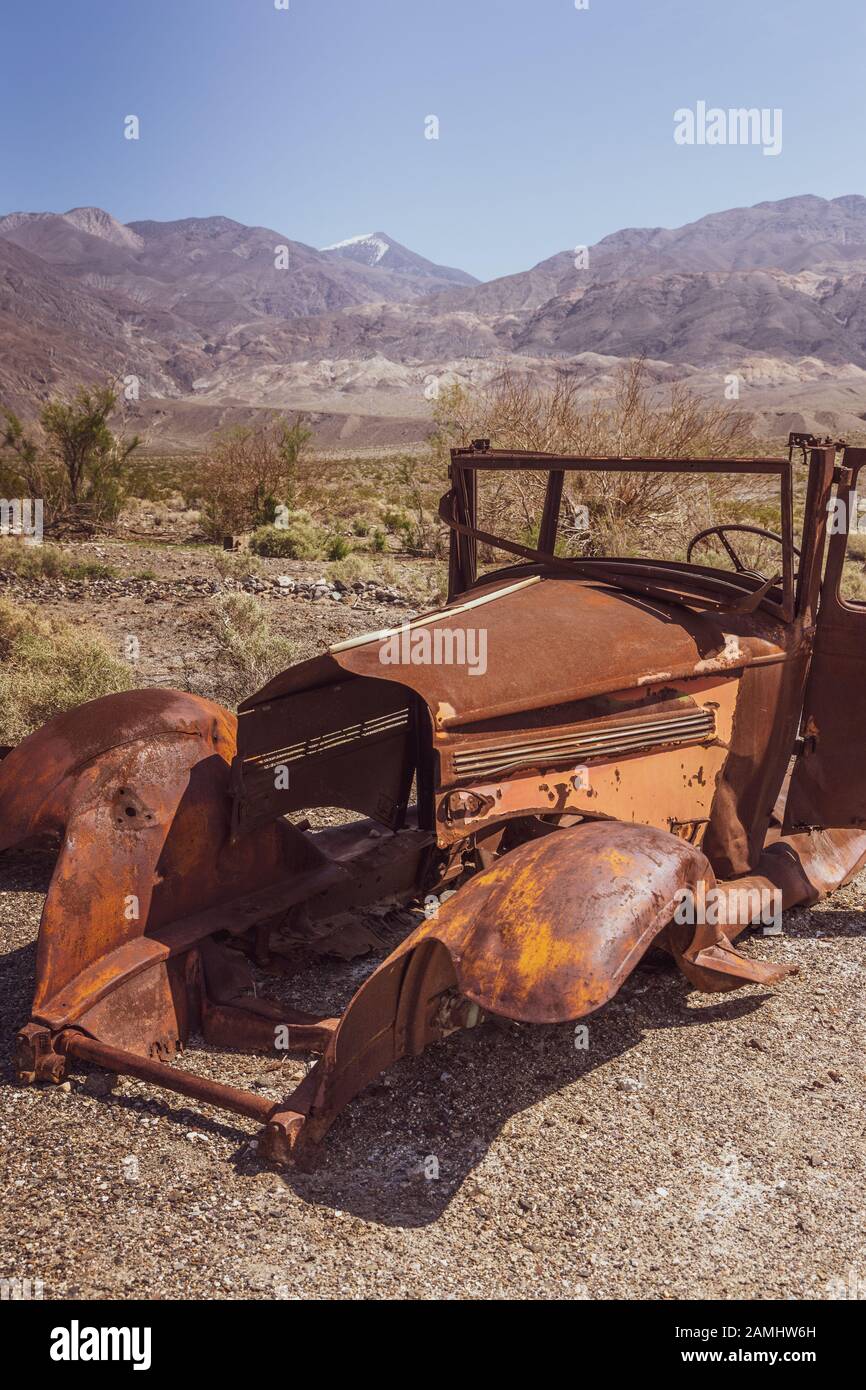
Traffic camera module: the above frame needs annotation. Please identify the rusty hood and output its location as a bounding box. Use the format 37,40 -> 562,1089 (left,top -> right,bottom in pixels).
241,571 -> 787,729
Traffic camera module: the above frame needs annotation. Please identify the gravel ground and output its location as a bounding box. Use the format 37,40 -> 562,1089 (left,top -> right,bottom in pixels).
1,856 -> 864,1301
1,540 -> 865,1301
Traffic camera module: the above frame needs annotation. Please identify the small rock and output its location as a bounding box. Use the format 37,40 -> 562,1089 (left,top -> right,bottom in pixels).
84,1071 -> 116,1096
616,1077 -> 642,1094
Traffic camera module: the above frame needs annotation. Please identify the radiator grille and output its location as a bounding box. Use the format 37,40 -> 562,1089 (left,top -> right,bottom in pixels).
451,707 -> 716,780
246,707 -> 410,772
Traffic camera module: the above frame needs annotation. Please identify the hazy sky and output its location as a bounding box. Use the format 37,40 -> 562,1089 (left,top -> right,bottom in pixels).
1,0 -> 862,280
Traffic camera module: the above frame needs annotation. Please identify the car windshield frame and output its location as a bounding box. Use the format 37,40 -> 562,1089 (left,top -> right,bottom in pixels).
445,446 -> 796,622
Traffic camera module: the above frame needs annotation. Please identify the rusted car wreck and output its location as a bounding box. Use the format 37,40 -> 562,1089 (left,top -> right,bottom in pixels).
2,434 -> 864,1163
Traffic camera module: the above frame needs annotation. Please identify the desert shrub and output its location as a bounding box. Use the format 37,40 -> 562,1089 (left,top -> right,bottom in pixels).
1,383 -> 140,532
370,528 -> 386,553
0,597 -> 133,743
351,517 -> 371,537
189,592 -> 297,707
0,539 -> 115,581
325,533 -> 351,562
327,553 -> 445,607
381,508 -> 408,534
402,562 -> 448,608
430,360 -> 755,559
249,512 -> 327,560
124,456 -> 199,504
391,455 -> 446,556
196,414 -> 311,540
328,553 -> 376,586
212,548 -> 263,581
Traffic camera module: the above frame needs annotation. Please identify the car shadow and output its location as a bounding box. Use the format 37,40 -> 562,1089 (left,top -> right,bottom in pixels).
0,841 -> 843,1227
783,902 -> 866,938
253,965 -> 771,1226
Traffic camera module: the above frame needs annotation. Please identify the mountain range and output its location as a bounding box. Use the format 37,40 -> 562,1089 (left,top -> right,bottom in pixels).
3,195 -> 866,450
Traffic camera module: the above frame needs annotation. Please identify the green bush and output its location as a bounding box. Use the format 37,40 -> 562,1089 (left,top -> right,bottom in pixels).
1,384 -> 140,531
328,552 -> 375,587
212,548 -> 263,581
0,540 -> 115,581
193,592 -> 297,707
325,533 -> 351,562
249,512 -> 326,560
0,597 -> 133,744
382,507 -> 408,535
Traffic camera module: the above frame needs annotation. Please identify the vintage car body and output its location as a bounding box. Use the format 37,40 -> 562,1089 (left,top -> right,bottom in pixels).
3,434 -> 865,1163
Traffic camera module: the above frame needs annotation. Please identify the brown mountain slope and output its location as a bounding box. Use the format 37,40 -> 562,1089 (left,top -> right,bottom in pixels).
513,270 -> 866,367
3,195 -> 866,442
427,194 -> 866,316
0,209 -> 479,334
319,230 -> 478,287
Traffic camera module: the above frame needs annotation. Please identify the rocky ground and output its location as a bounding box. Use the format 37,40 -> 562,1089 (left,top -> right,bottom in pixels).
0,538 -> 429,695
0,540 -> 864,1301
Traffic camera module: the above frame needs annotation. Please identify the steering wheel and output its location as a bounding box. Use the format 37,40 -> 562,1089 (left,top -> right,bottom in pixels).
686,524 -> 799,583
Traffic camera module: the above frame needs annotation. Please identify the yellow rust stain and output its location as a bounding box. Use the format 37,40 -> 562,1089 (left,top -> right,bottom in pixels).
506,917 -> 577,995
603,848 -> 632,875
471,862 -> 578,1003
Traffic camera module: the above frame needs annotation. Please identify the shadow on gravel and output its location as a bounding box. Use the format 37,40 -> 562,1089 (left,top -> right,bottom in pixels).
0,847 -> 55,897
0,844 -> 788,1228
251,970 -> 771,1227
785,903 -> 866,938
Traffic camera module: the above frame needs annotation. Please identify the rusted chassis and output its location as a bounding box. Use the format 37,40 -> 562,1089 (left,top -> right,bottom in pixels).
4,440 -> 866,1164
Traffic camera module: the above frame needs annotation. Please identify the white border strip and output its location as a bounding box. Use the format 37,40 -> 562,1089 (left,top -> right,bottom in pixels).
328,574 -> 541,654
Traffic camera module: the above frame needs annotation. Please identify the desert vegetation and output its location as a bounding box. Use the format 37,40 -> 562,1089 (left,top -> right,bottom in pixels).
195,414 -> 311,540
0,539 -> 115,581
5,361 -> 862,739
1,383 -> 140,532
426,360 -> 771,565
0,360 -> 783,566
186,592 -> 299,709
0,597 -> 133,745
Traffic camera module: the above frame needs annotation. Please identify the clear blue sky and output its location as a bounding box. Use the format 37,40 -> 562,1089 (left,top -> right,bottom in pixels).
0,0 -> 861,281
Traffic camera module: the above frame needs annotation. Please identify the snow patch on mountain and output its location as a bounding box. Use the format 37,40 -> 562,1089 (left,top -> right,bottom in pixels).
321,233 -> 390,263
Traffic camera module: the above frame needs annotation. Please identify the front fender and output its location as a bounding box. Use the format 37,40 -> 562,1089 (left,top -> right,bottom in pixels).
421,819 -> 711,1023
263,820 -> 714,1161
